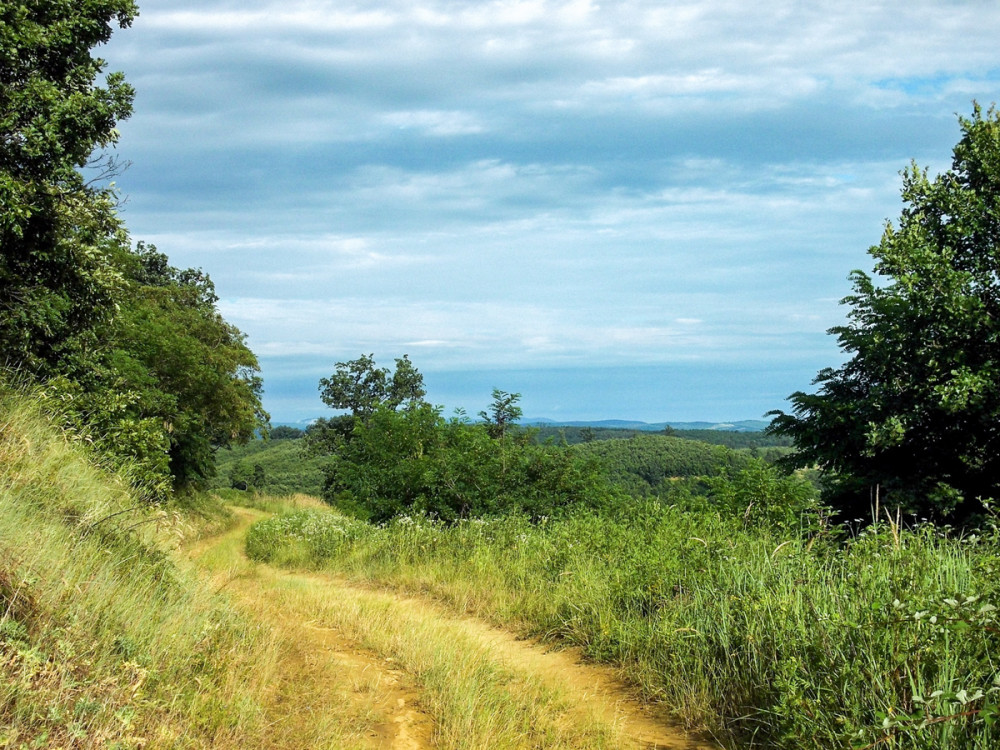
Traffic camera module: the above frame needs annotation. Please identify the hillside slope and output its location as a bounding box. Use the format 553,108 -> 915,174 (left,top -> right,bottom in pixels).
572,434 -> 750,495
0,390 -> 282,747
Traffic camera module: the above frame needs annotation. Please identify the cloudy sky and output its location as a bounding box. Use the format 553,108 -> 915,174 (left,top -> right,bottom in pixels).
101,0 -> 1000,424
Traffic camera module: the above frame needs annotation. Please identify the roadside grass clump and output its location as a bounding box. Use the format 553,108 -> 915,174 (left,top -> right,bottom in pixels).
249,499 -> 1000,749
0,388 -> 284,748
245,507 -> 370,566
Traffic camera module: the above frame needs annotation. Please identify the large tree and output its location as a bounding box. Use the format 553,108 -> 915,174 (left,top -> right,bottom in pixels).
769,105 -> 1000,521
0,0 -> 137,374
1,4 -> 268,497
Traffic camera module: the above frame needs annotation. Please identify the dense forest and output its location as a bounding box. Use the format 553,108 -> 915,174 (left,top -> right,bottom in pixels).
530,424 -> 793,448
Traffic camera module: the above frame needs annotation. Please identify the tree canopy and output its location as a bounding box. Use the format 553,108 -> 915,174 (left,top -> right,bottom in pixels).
319,353 -> 426,422
769,105 -> 1000,522
1,4 -> 268,498
0,0 -> 137,375
309,358 -> 613,522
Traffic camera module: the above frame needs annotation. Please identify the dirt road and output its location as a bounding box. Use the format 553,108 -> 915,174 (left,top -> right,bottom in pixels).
186,506 -> 716,750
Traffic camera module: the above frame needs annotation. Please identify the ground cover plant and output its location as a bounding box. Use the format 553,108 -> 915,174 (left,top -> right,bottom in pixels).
247,466 -> 1000,749
0,388 -> 286,747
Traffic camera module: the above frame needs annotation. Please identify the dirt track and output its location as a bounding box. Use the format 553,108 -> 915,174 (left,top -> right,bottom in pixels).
186,507 -> 716,749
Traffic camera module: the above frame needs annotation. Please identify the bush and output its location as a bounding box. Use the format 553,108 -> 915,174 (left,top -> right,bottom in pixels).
322,404 -> 618,523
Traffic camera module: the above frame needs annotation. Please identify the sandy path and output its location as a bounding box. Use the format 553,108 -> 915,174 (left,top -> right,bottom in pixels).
187,507 -> 716,750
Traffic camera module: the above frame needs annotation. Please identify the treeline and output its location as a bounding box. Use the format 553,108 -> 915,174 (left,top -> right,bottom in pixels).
1,3 -> 266,498
532,425 -> 793,449
218,422 -> 792,501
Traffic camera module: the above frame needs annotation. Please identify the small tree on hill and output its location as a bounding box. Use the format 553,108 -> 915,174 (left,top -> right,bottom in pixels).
769,104 -> 1000,522
479,389 -> 522,440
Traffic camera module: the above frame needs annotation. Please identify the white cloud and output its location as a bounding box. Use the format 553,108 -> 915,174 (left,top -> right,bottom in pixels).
381,110 -> 487,136
100,0 -> 1000,419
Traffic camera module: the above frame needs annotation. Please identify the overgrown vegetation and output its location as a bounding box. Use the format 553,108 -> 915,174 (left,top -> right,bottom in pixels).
248,486 -> 1000,749
307,356 -> 618,522
0,389 -> 280,747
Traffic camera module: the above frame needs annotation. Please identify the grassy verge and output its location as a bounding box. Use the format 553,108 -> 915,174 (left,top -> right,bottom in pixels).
0,389 -> 283,748
247,503 -> 1000,749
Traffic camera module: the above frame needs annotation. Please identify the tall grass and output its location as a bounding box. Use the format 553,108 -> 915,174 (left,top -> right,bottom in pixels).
0,389 -> 281,748
247,503 -> 1000,748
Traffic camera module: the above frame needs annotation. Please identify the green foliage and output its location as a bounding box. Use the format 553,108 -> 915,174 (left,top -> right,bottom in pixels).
210,437 -> 328,497
572,433 -> 752,496
701,459 -> 825,532
532,424 -> 793,449
41,372 -> 174,500
323,403 -> 616,523
269,425 -> 304,440
0,0 -> 136,375
770,105 -> 1000,522
478,388 -> 522,439
318,353 -> 426,423
35,244 -> 268,496
1,6 -> 266,498
250,500 -> 1000,749
228,462 -> 266,492
107,266 -> 267,486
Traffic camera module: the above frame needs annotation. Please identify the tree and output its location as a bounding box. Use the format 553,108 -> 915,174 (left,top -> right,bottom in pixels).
318,353 -> 426,423
0,6 -> 267,497
769,105 -> 1000,522
50,244 -> 269,495
322,401 -> 612,524
478,388 -> 522,440
0,0 -> 137,375
270,425 -> 304,440
314,371 -> 613,523
104,256 -> 267,487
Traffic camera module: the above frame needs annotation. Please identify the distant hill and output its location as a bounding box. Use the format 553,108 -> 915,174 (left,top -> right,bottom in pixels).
523,418 -> 772,432
275,417 -> 773,432
572,433 -> 753,496
211,438 -> 328,496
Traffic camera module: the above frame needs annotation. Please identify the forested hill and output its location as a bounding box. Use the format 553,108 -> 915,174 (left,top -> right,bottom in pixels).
571,434 -> 753,496
532,424 -> 792,449
527,418 -> 771,432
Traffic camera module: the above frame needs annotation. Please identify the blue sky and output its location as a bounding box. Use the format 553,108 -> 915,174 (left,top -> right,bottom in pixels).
100,0 -> 1000,423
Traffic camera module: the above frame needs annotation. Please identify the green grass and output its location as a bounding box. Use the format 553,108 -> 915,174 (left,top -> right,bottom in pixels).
210,437 -> 327,496
247,503 -> 1000,749
0,389 -> 282,748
